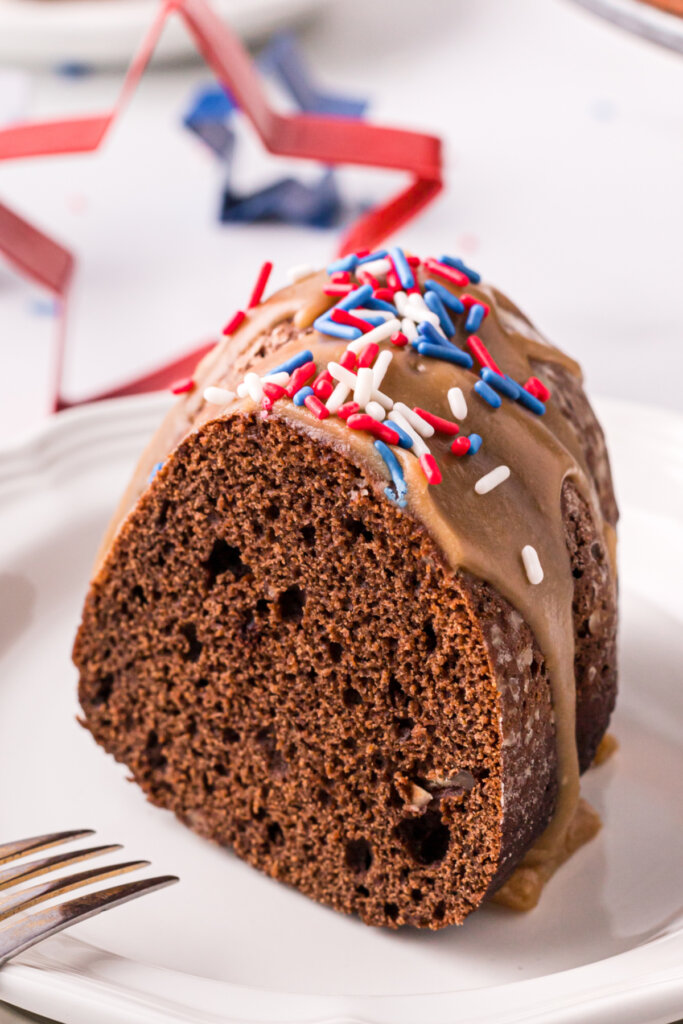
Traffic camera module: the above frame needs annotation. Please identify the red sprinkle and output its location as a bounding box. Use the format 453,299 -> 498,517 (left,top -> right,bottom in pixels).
285,360 -> 316,397
324,284 -> 354,296
337,401 -> 360,420
391,331 -> 408,347
386,269 -> 401,290
170,377 -> 195,395
461,293 -> 490,316
467,335 -> 502,375
373,287 -> 396,301
346,414 -> 399,445
413,407 -> 459,435
357,270 -> 380,289
331,270 -> 351,283
358,342 -> 380,368
314,378 -> 334,400
524,376 -> 551,402
406,255 -> 421,267
304,394 -> 330,420
332,308 -> 374,333
340,350 -> 358,371
355,248 -> 371,258
222,309 -> 246,335
424,258 -> 468,288
313,368 -> 333,387
247,261 -> 273,308
262,382 -> 286,400
450,436 -> 471,456
419,453 -> 442,485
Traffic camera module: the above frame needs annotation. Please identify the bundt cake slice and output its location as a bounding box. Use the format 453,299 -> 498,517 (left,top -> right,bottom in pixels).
74,250 -> 618,928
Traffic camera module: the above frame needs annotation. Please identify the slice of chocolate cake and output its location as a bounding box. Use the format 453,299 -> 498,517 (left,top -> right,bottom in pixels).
74,249 -> 618,928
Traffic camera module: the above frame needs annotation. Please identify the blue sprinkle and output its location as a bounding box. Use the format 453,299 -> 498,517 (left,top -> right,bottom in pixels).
386,420 -> 413,450
337,283 -> 373,310
364,297 -> 399,314
374,440 -> 407,507
326,254 -> 358,274
357,312 -> 391,326
481,368 -> 521,400
465,304 -> 486,333
270,349 -> 314,375
356,249 -> 388,264
313,314 -> 360,340
474,380 -> 502,408
388,246 -> 414,290
424,290 -> 455,337
148,461 -> 164,483
468,433 -> 483,455
439,255 -> 481,284
293,386 -> 314,406
516,388 -> 546,415
416,342 -> 473,368
423,279 -> 465,314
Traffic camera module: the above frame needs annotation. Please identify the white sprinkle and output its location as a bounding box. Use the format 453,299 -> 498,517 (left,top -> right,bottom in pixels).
237,381 -> 248,398
262,371 -> 290,386
448,386 -> 468,420
404,292 -> 440,326
354,366 -> 374,407
358,257 -> 391,277
326,381 -> 350,413
475,465 -> 511,495
353,307 -> 394,320
393,290 -> 409,316
346,317 -> 401,354
393,401 -> 435,438
372,349 -> 393,390
287,263 -> 315,283
328,362 -> 357,389
388,410 -> 430,456
401,317 -> 418,342
365,401 -> 386,421
370,388 -> 394,410
204,385 -> 235,405
522,545 -> 544,585
244,371 -> 263,403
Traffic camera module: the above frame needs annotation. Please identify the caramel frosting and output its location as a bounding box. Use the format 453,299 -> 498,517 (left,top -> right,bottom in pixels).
98,256 -> 616,906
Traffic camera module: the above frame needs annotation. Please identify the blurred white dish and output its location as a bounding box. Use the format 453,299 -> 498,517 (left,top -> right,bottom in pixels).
0,0 -> 331,68
0,394 -> 681,1024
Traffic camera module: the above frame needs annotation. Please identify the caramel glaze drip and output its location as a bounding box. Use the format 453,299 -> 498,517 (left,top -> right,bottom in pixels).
97,268 -> 617,911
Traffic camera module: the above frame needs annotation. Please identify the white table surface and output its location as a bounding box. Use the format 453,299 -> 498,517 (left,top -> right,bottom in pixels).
0,0 -> 681,448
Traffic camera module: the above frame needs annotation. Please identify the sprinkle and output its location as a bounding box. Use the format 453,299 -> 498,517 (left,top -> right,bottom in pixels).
352,309 -> 393,324
419,453 -> 442,485
331,271 -> 351,283
524,376 -> 551,402
405,294 -> 440,326
327,254 -> 358,274
285,360 -> 316,396
338,401 -> 360,419
393,290 -> 409,316
346,414 -> 400,445
262,371 -> 290,386
474,380 -> 502,408
364,297 -> 400,314
336,283 -> 373,311
222,310 -> 246,335
314,315 -> 360,341
372,288 -> 397,303
372,349 -> 393,390
365,400 -> 386,421
353,366 -> 374,407
416,342 -> 473,368
323,283 -> 354,297
204,385 -> 235,405
332,308 -> 374,333
461,294 -> 490,315
329,362 -> 358,390
244,372 -> 264,403
438,255 -> 481,284
357,248 -> 388,264
148,461 -> 164,483
413,407 -> 459,435
475,465 -> 511,495
481,368 -> 521,400
358,342 -> 380,368
416,320 -> 450,348
424,279 -> 465,313
340,350 -> 358,371
374,440 -> 407,507
424,258 -> 468,288
248,260 -> 273,308
314,378 -> 334,400
326,382 -> 350,413
293,386 -> 314,406
271,349 -> 314,376
392,402 -> 434,438
262,382 -> 286,401
465,303 -> 486,333
468,433 -> 483,454
450,436 -> 471,456
391,331 -> 408,347
346,317 -> 401,354
388,410 -> 430,455
171,377 -> 195,394
357,269 -> 380,289
313,368 -> 333,388
401,318 -> 418,342
424,290 -> 455,336
287,263 -> 315,283
516,388 -> 546,415
370,388 -> 394,411
447,387 -> 468,420
359,257 -> 391,277
388,246 -> 415,289
522,545 -> 544,585
304,394 -> 330,419
467,335 -> 502,375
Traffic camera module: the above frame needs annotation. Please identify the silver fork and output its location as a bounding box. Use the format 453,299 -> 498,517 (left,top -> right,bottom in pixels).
0,829 -> 178,966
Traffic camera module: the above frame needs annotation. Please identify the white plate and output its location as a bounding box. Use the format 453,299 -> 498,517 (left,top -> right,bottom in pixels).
0,0 -> 331,68
568,0 -> 683,53
0,394 -> 681,1024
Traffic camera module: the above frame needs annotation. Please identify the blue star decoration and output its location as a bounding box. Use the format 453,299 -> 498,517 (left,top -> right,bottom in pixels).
181,32 -> 369,229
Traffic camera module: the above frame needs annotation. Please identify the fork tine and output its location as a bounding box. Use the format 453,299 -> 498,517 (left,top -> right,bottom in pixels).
0,845 -> 122,892
0,831 -> 95,867
0,875 -> 178,966
0,860 -> 149,922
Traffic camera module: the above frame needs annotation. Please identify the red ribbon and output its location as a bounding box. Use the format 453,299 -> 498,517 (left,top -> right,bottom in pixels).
0,0 -> 443,410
